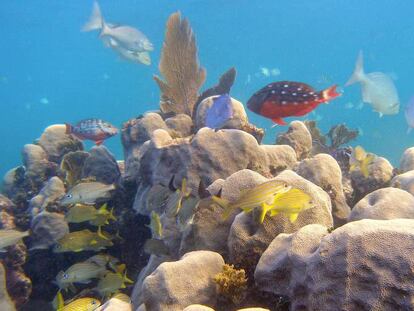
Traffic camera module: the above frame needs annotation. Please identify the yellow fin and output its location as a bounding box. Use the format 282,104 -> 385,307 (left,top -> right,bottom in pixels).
98,203 -> 108,214
270,209 -> 280,217
360,154 -> 375,178
288,212 -> 299,223
109,207 -> 117,221
116,263 -> 126,274
90,239 -> 98,245
98,226 -> 110,240
212,196 -> 232,219
55,290 -> 64,310
258,202 -> 272,224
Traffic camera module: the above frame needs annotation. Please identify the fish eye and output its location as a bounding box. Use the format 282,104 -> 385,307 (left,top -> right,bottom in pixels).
63,273 -> 69,279
284,184 -> 289,188
65,194 -> 72,199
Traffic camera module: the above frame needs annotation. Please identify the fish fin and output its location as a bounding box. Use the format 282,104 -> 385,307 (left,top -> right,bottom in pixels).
198,179 -> 210,199
212,196 -> 231,219
124,271 -> 134,284
346,50 -> 365,86
99,203 -> 108,214
98,226 -> 110,240
259,203 -> 272,224
109,207 -> 117,221
349,163 -> 357,172
168,175 -> 176,191
271,117 -> 287,125
74,248 -> 83,252
379,112 -> 383,118
55,290 -> 64,311
407,127 -> 412,134
82,1 -> 103,32
64,123 -> 73,135
95,140 -> 104,145
90,239 -> 98,245
322,85 -> 341,102
116,263 -> 126,274
270,209 -> 280,217
288,213 -> 299,223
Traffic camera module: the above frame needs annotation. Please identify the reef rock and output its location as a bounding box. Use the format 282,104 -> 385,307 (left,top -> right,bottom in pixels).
38,124 -> 83,163
276,121 -> 312,160
30,211 -> 69,250
195,96 -> 248,130
141,251 -> 224,311
122,113 -> 169,182
228,170 -> 333,274
255,219 -> 414,311
296,153 -> 350,226
165,114 -> 193,137
260,145 -> 297,176
96,297 -> 132,311
351,156 -> 394,196
400,147 -> 414,173
0,195 -> 15,214
134,128 -> 270,214
183,305 -> 215,311
22,144 -> 52,178
0,263 -> 16,311
82,145 -> 121,184
391,170 -> 414,195
180,170 -> 268,258
28,177 -> 65,216
348,187 -> 414,222
131,255 -> 171,307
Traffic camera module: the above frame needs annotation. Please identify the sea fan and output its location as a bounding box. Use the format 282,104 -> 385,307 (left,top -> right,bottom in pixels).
154,12 -> 206,117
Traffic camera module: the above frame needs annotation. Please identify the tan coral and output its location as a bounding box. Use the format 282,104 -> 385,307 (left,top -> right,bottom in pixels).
154,12 -> 206,116
214,264 -> 248,305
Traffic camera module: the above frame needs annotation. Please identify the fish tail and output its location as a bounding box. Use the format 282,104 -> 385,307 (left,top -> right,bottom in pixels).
82,1 -> 103,32
98,203 -> 108,214
109,207 -> 117,221
212,196 -> 231,219
64,123 -> 73,135
322,85 -> 341,102
123,270 -> 134,284
346,50 -> 365,86
97,226 -> 109,240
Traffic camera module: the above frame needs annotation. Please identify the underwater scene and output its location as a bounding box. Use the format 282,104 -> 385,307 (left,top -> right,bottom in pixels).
1,0 -> 414,310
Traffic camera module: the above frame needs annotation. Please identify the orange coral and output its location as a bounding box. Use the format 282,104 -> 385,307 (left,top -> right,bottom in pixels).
154,12 -> 206,117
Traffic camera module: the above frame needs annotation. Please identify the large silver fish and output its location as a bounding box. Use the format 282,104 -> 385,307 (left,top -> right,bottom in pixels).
55,261 -> 107,290
82,1 -> 153,53
346,51 -> 400,117
60,182 -> 115,206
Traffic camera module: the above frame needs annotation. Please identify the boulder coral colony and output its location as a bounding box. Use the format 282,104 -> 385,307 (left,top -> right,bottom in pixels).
1,11 -> 414,311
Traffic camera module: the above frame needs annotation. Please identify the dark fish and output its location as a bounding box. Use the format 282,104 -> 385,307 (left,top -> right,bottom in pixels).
205,94 -> 234,129
65,118 -> 118,145
247,81 -> 341,125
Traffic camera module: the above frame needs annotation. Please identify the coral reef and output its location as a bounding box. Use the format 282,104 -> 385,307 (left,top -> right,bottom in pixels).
276,121 -> 312,160
141,251 -> 224,310
154,12 -> 206,116
255,220 -> 414,310
0,263 -> 15,311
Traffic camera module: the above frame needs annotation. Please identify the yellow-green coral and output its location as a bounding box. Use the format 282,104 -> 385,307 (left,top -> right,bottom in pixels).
214,264 -> 248,305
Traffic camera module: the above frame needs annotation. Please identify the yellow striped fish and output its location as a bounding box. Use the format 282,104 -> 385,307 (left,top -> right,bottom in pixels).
349,145 -> 376,178
212,180 -> 291,219
55,262 -> 107,290
264,188 -> 314,223
55,291 -> 101,311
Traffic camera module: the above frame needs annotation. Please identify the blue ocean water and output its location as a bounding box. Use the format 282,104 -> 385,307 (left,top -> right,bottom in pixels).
1,0 -> 413,178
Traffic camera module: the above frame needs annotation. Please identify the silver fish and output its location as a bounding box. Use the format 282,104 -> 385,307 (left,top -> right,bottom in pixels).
82,1 -> 153,53
0,230 -> 29,250
60,182 -> 115,206
56,261 -> 107,290
104,37 -> 151,65
346,51 -> 399,117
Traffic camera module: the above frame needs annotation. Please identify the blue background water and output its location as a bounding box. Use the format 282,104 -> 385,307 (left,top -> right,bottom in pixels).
1,0 -> 413,179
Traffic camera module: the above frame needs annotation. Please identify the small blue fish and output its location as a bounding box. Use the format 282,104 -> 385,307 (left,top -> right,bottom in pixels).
405,96 -> 414,134
205,94 -> 234,129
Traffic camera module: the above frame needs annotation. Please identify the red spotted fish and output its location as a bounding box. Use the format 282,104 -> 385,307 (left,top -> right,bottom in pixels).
247,81 -> 341,125
65,118 -> 118,145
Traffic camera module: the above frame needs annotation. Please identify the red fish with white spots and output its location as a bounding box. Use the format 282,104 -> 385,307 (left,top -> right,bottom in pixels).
247,81 -> 341,125
65,118 -> 118,145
